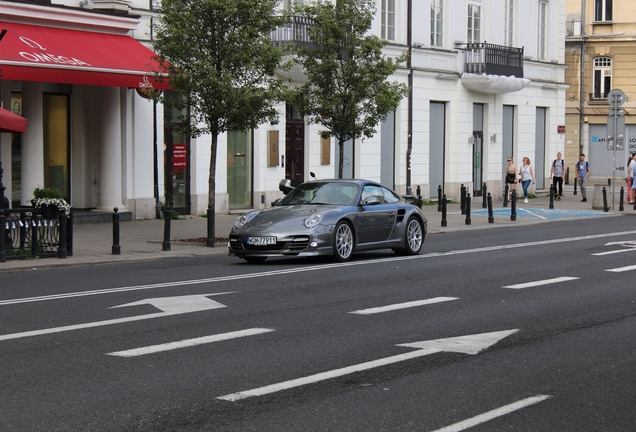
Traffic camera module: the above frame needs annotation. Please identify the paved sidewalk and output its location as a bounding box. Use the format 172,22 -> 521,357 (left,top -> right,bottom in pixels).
1,187 -> 630,272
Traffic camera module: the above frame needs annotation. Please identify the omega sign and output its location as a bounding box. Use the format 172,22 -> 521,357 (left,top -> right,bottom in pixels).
18,36 -> 92,66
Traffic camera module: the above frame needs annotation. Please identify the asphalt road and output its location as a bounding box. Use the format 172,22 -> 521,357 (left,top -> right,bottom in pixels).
1,216 -> 635,431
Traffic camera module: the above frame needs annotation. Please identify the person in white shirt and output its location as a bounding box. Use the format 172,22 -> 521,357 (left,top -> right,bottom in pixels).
518,157 -> 536,204
549,152 -> 566,201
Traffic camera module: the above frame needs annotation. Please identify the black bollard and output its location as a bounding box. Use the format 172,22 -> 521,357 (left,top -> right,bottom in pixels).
549,184 -> 554,210
574,177 -> 578,195
465,193 -> 472,225
58,212 -> 67,259
441,194 -> 447,227
31,213 -> 40,255
437,185 -> 442,212
207,205 -> 215,247
482,183 -> 487,208
602,187 -> 609,212
0,209 -> 5,263
112,207 -> 121,255
510,190 -> 517,221
503,183 -> 509,207
487,193 -> 494,223
620,187 -> 624,211
163,206 -> 172,251
460,184 -> 466,215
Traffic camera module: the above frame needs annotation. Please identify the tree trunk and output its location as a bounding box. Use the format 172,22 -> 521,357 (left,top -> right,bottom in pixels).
207,132 -> 219,247
338,138 -> 345,179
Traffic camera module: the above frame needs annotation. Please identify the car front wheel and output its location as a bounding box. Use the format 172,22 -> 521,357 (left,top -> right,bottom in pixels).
333,221 -> 354,262
394,217 -> 423,256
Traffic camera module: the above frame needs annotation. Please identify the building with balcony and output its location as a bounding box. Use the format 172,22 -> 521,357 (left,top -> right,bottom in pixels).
565,0 -> 636,180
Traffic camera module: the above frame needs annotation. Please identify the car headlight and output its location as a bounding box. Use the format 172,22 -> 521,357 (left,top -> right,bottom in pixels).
234,211 -> 259,228
304,213 -> 323,228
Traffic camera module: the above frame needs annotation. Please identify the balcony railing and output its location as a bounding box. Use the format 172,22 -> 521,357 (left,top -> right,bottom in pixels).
457,43 -> 524,78
270,15 -> 315,51
589,92 -> 609,102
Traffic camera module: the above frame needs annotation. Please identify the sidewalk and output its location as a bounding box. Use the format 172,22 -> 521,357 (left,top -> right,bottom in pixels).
1,188 -> 630,272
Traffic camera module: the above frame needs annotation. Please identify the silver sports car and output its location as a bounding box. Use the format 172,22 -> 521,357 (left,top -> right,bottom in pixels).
228,179 -> 427,263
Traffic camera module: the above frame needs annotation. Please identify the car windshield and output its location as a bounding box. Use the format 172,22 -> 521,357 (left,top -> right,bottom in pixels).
279,182 -> 358,206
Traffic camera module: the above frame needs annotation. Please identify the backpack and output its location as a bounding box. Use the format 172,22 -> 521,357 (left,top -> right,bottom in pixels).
576,161 -> 589,171
552,159 -> 564,168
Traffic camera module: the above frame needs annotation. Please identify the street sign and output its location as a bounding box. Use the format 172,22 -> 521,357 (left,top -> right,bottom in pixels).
609,107 -> 625,117
607,115 -> 626,149
607,89 -> 626,106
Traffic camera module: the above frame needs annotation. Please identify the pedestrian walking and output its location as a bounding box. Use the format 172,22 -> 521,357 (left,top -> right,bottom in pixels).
549,152 -> 566,200
575,154 -> 590,202
504,156 -> 517,201
628,153 -> 636,204
518,157 -> 536,204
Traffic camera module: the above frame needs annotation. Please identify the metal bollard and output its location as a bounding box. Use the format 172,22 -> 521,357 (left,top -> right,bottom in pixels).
482,183 -> 487,208
460,184 -> 466,215
487,193 -> 494,223
437,185 -> 442,212
112,207 -> 121,255
602,187 -> 609,212
503,184 -> 509,207
465,193 -> 472,225
620,187 -> 624,211
58,212 -> 67,259
207,205 -> 215,247
441,194 -> 447,227
574,177 -> 578,195
163,206 -> 172,251
0,209 -> 5,263
549,185 -> 554,210
510,190 -> 517,221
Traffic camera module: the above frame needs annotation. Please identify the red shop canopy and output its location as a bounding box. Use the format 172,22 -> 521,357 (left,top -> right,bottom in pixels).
0,106 -> 27,133
0,21 -> 171,90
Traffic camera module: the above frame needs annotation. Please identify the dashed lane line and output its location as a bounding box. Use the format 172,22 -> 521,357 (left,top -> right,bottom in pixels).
502,277 -> 579,290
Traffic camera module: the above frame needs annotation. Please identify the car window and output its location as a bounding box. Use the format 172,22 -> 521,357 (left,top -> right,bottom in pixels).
279,182 -> 358,206
381,186 -> 401,204
361,185 -> 385,204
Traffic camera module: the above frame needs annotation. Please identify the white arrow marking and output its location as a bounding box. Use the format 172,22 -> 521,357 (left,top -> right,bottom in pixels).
349,297 -> 458,315
430,395 -> 552,432
502,277 -> 579,290
605,264 -> 636,273
0,294 -> 229,342
107,328 -> 274,357
217,329 -> 518,402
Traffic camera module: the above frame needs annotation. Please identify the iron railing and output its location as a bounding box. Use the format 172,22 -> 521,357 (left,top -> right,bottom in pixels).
458,42 -> 525,78
0,207 -> 73,262
270,15 -> 315,51
590,92 -> 609,102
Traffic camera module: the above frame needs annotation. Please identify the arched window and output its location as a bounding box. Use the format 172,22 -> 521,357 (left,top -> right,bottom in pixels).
593,57 -> 612,99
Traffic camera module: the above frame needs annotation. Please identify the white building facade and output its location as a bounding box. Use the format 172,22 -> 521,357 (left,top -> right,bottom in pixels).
0,0 -> 566,220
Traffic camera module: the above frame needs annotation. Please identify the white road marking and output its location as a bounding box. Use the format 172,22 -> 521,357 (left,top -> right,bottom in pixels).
3,230 -> 636,307
106,328 -> 274,357
349,297 -> 458,315
430,395 -> 552,432
0,294 -> 229,342
502,277 -> 579,289
606,264 -> 636,273
518,208 -> 548,220
218,330 -> 518,402
592,248 -> 636,256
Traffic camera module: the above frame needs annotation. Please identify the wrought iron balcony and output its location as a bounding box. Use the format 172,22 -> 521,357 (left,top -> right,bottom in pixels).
456,42 -> 524,78
589,92 -> 608,102
270,15 -> 315,51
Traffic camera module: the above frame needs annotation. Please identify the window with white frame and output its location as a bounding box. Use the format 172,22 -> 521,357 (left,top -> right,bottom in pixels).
537,0 -> 547,60
593,57 -> 612,98
381,0 -> 396,41
467,3 -> 481,44
504,0 -> 514,47
430,0 -> 443,47
595,0 -> 612,22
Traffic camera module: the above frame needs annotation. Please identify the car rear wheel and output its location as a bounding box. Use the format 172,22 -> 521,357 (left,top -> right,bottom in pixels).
394,217 -> 423,256
333,221 -> 354,262
244,257 -> 267,264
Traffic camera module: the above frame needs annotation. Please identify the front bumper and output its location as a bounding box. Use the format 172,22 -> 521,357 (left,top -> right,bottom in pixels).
228,228 -> 333,258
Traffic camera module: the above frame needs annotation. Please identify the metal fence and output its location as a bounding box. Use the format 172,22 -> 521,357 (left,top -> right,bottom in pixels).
459,42 -> 525,78
0,207 -> 73,262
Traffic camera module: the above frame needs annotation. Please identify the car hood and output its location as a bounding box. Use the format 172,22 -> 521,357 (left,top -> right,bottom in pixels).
236,205 -> 339,231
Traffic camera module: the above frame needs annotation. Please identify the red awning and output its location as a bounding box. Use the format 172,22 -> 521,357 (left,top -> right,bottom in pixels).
0,106 -> 27,133
0,21 -> 170,90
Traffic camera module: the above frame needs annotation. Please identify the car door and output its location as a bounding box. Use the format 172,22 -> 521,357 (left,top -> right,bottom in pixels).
356,185 -> 396,244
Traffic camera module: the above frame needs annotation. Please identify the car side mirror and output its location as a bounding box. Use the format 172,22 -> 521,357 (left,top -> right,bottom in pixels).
271,198 -> 282,207
360,196 -> 381,206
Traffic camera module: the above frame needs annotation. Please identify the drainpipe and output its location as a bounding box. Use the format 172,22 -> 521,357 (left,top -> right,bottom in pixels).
579,0 -> 586,155
406,0 -> 413,195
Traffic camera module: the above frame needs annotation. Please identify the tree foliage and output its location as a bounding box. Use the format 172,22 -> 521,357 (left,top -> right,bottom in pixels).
294,0 -> 409,179
151,0 -> 288,244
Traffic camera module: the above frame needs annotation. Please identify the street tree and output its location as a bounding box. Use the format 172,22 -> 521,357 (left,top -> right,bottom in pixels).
293,0 -> 408,179
152,0 -> 288,246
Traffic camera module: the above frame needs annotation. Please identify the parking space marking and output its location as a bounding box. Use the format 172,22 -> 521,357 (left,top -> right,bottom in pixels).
106,328 -> 274,357
455,208 -> 613,220
503,277 -> 579,289
430,395 -> 552,432
349,297 -> 458,315
606,264 -> 636,273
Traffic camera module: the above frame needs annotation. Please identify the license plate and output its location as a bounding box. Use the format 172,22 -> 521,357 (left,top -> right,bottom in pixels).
247,236 -> 277,246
